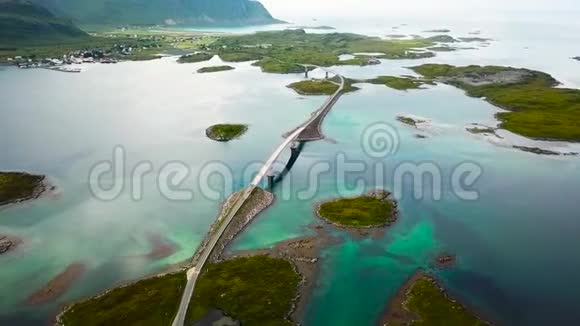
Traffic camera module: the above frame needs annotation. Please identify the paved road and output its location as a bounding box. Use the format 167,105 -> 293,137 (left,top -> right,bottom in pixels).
171,67 -> 344,326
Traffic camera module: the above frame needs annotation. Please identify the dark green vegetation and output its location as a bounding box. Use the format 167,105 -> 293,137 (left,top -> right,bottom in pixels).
186,256 -> 300,326
367,76 -> 434,91
317,191 -> 397,228
59,272 -> 186,326
0,171 -> 45,206
30,0 -> 279,26
206,124 -> 248,142
405,275 -> 487,326
206,29 -> 437,73
0,0 -> 87,45
178,52 -> 214,63
412,64 -> 580,141
197,65 -> 234,73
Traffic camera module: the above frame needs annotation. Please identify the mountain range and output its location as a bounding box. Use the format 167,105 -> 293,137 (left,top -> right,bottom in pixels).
29,0 -> 280,26
0,0 -> 88,44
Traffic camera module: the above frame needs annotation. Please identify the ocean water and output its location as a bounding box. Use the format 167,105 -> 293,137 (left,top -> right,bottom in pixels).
1,12 -> 580,325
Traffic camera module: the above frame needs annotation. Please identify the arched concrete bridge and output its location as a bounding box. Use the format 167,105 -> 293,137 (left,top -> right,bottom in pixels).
171,67 -> 345,326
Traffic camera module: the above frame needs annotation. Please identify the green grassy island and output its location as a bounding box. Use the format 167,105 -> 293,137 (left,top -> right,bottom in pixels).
317,190 -> 398,228
187,256 -> 300,326
177,52 -> 214,63
59,272 -> 186,326
206,124 -> 248,142
411,64 -> 580,141
382,272 -> 488,326
197,65 -> 235,73
0,171 -> 47,207
288,79 -> 339,95
367,76 -> 434,91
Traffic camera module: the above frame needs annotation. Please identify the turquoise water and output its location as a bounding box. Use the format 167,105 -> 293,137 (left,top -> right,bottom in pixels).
1,15 -> 580,325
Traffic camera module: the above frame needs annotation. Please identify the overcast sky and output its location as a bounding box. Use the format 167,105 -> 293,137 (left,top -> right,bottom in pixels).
260,0 -> 579,22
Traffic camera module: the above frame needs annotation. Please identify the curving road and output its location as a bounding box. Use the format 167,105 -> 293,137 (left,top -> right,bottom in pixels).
171,67 -> 344,326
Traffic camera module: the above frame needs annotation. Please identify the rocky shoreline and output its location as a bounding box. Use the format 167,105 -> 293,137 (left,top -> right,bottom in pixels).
378,270 -> 491,325
205,124 -> 248,142
210,187 -> 275,262
379,270 -> 427,325
226,224 -> 341,323
0,173 -> 55,209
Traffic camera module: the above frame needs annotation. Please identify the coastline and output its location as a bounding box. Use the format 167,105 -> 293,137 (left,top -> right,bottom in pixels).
378,270 -> 492,326
0,175 -> 56,210
226,223 -> 342,323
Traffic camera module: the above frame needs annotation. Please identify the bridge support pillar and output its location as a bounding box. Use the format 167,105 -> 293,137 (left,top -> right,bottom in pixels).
267,174 -> 275,190
290,142 -> 300,156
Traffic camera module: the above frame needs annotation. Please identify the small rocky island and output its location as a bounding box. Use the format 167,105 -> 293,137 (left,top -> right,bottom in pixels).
397,115 -> 428,128
316,190 -> 398,229
197,65 -> 235,73
288,78 -> 360,95
435,253 -> 457,268
288,79 -> 341,95
0,171 -> 48,207
205,124 -> 248,142
380,271 -> 489,325
367,75 -> 434,91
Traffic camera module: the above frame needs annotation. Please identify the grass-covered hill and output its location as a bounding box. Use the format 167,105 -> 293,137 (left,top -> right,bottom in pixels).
0,0 -> 87,45
30,0 -> 279,26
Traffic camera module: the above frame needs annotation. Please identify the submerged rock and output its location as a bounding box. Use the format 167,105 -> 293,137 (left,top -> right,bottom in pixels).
513,145 -> 560,156
0,235 -> 21,255
435,253 -> 456,268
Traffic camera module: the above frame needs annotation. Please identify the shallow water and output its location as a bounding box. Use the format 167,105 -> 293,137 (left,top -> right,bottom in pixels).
1,13 -> 580,326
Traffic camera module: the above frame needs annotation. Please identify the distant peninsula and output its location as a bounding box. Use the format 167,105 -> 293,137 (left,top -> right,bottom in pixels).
411,64 -> 580,142
380,271 -> 489,325
197,65 -> 235,73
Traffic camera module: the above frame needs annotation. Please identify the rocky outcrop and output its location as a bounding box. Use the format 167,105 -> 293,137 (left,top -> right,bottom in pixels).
0,235 -> 21,255
435,253 -> 456,268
